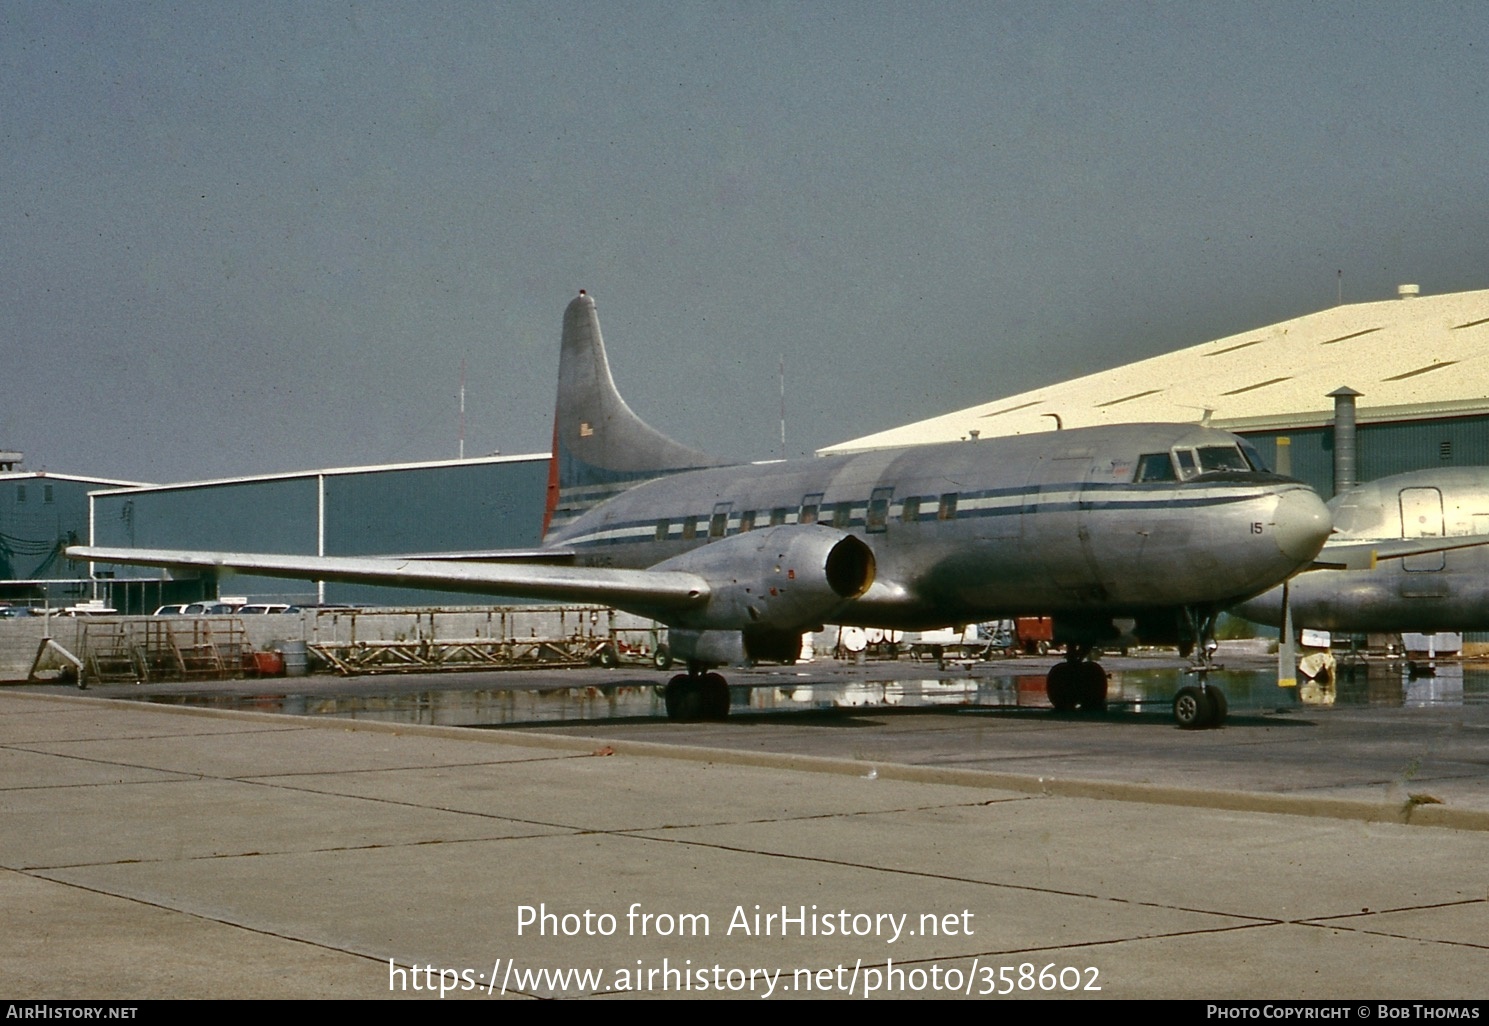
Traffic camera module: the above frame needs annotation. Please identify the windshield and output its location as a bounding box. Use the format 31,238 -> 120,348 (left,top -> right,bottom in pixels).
1196,445 -> 1250,473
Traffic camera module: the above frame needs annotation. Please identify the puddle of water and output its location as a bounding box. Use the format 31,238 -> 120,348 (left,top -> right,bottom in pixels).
134,661 -> 1489,728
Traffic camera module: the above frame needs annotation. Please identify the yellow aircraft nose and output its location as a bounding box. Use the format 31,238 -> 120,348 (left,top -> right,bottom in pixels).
1272,487 -> 1333,566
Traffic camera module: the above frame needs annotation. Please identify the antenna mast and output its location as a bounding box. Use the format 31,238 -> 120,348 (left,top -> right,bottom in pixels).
779,354 -> 786,459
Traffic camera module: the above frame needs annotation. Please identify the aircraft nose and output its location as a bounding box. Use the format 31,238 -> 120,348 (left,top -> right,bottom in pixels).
1272,487 -> 1332,565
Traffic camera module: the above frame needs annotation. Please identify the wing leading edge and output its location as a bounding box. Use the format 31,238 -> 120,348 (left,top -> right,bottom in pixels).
67,546 -> 708,616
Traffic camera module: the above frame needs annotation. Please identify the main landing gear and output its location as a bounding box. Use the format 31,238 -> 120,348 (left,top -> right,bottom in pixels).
1045,646 -> 1108,713
663,666 -> 731,722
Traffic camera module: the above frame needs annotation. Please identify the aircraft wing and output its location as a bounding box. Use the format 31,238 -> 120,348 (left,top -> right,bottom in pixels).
67,546 -> 707,614
1311,534 -> 1489,571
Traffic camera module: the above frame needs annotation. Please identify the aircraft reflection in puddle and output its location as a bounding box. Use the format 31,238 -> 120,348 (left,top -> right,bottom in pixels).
138,663 -> 1489,728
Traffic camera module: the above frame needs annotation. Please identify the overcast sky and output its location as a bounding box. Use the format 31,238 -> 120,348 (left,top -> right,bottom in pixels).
5,1 -> 1488,483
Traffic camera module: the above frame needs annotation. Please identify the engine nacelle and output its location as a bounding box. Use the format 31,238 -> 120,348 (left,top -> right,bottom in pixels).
653,524 -> 875,633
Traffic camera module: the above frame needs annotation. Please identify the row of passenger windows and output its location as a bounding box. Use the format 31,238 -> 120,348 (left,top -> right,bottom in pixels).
653,490 -> 961,541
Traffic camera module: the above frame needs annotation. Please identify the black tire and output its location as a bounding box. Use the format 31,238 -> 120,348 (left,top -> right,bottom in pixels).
1046,662 -> 1078,712
1077,662 -> 1108,712
598,643 -> 620,668
653,644 -> 673,670
702,672 -> 730,720
1205,686 -> 1228,727
665,674 -> 702,721
1173,685 -> 1213,729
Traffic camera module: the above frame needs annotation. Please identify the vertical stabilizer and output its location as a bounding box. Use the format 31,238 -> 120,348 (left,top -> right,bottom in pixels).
544,291 -> 730,535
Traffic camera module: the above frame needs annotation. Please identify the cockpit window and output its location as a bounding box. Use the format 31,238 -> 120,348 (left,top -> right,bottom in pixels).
1174,449 -> 1198,479
1197,445 -> 1250,474
1239,441 -> 1271,473
1134,452 -> 1177,482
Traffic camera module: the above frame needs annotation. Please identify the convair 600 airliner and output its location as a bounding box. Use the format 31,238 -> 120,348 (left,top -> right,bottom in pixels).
72,291 -> 1333,727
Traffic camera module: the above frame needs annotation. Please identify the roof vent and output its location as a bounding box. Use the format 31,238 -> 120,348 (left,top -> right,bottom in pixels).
1398,283 -> 1420,299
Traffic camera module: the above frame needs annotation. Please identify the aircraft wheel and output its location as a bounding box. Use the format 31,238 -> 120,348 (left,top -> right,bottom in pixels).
1046,663 -> 1078,711
653,644 -> 673,670
1172,685 -> 1213,729
1205,686 -> 1228,727
1076,662 -> 1108,712
702,672 -> 731,720
665,674 -> 703,722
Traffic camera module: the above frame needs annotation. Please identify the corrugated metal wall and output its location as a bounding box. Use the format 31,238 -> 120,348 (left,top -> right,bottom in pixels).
1,477 -> 92,580
89,459 -> 549,608
1242,414 -> 1489,497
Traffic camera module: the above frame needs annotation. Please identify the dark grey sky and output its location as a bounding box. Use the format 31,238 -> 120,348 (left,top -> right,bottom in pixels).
6,2 -> 1488,482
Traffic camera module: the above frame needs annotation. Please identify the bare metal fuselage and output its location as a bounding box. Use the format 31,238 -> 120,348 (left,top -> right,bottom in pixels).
1234,467 -> 1489,632
547,422 -> 1329,631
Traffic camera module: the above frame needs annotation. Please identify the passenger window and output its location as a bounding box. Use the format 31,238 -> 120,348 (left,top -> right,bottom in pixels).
938,493 -> 958,521
867,487 -> 893,533
799,492 -> 823,525
831,502 -> 852,529
739,510 -> 756,532
655,519 -> 670,541
709,503 -> 731,539
901,496 -> 922,524
770,507 -> 788,527
1135,453 -> 1177,482
681,518 -> 697,541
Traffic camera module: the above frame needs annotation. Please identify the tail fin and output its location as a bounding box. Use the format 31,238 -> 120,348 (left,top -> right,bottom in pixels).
544,291 -> 729,535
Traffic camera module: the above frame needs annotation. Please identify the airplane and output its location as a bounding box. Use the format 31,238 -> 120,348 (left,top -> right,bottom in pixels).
1232,467 -> 1489,634
69,290 -> 1334,728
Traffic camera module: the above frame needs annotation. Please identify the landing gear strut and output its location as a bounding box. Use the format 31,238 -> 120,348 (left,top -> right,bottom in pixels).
1045,645 -> 1108,713
1173,608 -> 1228,729
663,665 -> 731,722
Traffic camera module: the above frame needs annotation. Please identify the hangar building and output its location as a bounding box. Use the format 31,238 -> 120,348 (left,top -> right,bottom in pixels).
83,455 -> 548,613
823,285 -> 1489,499
0,459 -> 146,607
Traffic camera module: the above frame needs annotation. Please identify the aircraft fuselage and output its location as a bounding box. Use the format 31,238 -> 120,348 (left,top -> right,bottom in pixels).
546,422 -> 1330,632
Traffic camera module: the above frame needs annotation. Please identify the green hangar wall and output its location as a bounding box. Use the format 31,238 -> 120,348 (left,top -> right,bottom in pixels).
86,455 -> 550,612
0,472 -> 147,606
1241,414 -> 1489,499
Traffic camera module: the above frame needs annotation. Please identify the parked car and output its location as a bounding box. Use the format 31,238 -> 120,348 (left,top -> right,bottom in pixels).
181,602 -> 236,616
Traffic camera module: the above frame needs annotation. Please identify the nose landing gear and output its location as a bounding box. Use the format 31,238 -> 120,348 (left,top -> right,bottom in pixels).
1173,608 -> 1228,729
